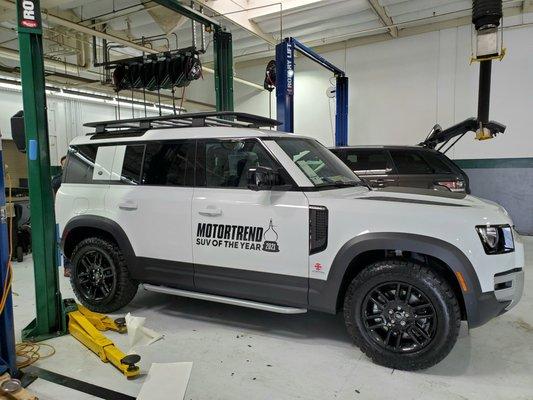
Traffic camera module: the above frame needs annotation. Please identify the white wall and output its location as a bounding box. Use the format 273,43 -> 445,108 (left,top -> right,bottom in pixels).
232,58 -> 338,146
0,87 -> 161,166
0,14 -> 531,163
232,14 -> 533,160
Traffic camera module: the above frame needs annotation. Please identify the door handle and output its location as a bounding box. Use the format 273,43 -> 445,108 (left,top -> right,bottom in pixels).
118,201 -> 138,211
198,207 -> 222,217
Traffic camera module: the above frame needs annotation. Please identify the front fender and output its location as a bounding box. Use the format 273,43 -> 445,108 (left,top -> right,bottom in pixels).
309,232 -> 488,327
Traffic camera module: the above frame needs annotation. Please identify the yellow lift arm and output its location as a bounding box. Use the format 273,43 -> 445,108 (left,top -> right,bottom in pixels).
65,301 -> 140,379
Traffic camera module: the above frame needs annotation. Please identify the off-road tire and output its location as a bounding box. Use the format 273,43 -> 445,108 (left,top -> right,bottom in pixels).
70,237 -> 138,313
343,259 -> 461,371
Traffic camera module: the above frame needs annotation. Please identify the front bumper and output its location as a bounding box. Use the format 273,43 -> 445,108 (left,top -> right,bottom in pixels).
494,268 -> 524,311
469,267 -> 524,328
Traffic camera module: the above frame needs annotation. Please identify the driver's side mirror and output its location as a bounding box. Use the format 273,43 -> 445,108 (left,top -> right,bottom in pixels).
247,166 -> 278,191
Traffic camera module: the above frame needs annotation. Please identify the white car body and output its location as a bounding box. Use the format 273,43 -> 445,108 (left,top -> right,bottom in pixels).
57,126 -> 525,328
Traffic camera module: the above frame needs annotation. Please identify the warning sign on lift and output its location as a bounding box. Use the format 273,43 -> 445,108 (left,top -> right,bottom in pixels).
17,0 -> 42,30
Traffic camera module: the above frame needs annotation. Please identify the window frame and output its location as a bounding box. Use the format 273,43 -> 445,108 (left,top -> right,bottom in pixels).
119,143 -> 146,185
139,140 -> 196,187
66,137 -> 302,190
75,139 -> 197,187
195,137 -> 297,191
341,148 -> 396,176
416,150 -> 454,175
267,139 -> 364,191
388,149 -> 437,175
65,143 -> 112,185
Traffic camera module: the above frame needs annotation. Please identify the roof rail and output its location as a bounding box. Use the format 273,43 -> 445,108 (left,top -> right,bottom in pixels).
84,112 -> 281,135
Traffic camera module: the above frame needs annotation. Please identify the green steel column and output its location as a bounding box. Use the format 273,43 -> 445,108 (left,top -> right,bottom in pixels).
213,30 -> 234,112
16,0 -> 65,341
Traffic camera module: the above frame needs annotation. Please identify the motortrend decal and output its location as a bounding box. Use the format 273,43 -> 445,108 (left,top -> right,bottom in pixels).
262,219 -> 280,253
196,219 -> 280,252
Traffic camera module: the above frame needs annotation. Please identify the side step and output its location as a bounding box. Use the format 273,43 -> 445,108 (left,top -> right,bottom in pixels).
143,284 -> 308,314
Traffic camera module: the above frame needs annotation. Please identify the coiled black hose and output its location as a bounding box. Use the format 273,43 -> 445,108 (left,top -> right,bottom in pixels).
472,0 -> 503,30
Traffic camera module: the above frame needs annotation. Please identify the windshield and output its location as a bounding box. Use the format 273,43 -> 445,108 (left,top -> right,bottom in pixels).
274,138 -> 364,188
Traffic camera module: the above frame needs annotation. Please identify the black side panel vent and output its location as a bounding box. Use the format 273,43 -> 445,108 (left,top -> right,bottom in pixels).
310,206 -> 328,255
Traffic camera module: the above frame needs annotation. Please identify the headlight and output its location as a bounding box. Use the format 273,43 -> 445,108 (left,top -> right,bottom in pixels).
476,224 -> 514,254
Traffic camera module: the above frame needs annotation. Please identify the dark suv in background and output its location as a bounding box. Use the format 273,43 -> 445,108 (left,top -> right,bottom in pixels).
330,145 -> 470,193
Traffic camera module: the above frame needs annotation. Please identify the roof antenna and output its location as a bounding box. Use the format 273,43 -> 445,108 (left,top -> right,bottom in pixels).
131,86 -> 134,118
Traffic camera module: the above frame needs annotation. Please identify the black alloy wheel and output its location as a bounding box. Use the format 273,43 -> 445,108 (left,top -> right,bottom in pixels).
76,249 -> 117,303
70,237 -> 138,313
362,282 -> 437,353
343,260 -> 461,370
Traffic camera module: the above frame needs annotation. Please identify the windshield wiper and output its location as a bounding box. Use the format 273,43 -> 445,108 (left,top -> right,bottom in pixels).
321,179 -> 369,189
356,180 -> 372,190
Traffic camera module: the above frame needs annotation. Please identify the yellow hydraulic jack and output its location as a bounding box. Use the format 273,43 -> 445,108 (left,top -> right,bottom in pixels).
64,299 -> 141,379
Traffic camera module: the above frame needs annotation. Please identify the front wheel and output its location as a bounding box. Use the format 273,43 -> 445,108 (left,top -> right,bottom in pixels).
70,237 -> 138,313
343,260 -> 461,370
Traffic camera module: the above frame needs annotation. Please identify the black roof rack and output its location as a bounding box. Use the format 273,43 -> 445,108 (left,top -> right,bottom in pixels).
84,112 -> 281,135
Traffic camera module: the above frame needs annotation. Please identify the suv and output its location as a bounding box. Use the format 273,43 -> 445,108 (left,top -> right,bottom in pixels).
57,112 -> 524,371
330,145 -> 470,192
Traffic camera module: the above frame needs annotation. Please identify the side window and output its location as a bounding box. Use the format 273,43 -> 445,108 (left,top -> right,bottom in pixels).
64,144 -> 98,183
201,140 -> 277,188
390,150 -> 433,174
142,141 -> 195,186
120,145 -> 145,184
419,151 -> 452,174
344,150 -> 393,175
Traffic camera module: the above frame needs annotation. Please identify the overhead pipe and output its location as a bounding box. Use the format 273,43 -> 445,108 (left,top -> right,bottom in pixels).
92,24 -> 98,65
0,0 -> 161,55
477,60 -> 492,125
72,32 -> 90,69
0,0 -> 264,90
102,37 -> 110,82
0,46 -> 85,75
472,0 -> 502,124
472,0 -> 503,134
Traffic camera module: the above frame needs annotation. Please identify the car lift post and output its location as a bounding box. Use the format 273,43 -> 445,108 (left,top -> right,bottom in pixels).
275,39 -> 295,133
152,0 -> 234,112
0,148 -> 17,377
275,37 -> 349,145
214,30 -> 234,112
16,0 -> 66,341
13,2 -> 141,378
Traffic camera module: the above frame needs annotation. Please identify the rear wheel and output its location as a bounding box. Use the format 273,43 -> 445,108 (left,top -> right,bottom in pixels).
70,237 -> 138,313
343,260 -> 461,370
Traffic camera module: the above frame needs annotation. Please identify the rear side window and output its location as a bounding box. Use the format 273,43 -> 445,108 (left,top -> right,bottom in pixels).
343,150 -> 393,174
142,141 -> 195,186
389,150 -> 433,174
418,151 -> 452,174
64,144 -> 98,183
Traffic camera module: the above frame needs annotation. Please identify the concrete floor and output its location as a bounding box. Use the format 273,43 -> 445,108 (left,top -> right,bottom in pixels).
10,236 -> 533,400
